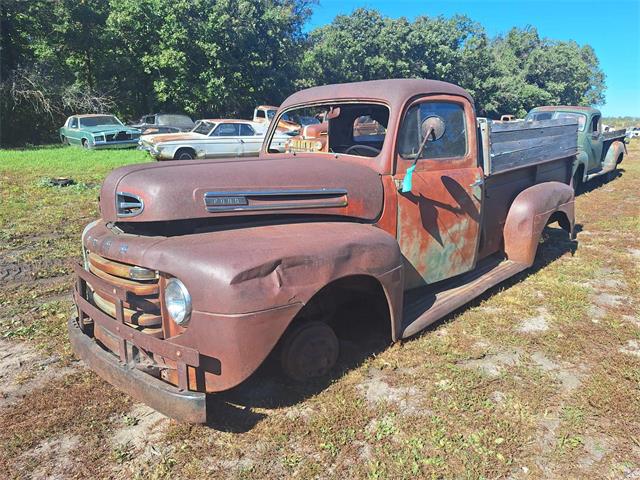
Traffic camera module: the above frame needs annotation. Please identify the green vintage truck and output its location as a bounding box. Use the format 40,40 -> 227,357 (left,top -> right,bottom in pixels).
525,106 -> 627,190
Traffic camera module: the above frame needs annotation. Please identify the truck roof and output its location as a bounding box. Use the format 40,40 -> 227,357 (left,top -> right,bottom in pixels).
530,105 -> 600,115
280,79 -> 474,110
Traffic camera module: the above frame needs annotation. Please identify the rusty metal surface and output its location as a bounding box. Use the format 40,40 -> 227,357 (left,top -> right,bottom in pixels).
394,94 -> 483,288
99,156 -> 383,223
68,316 -> 206,423
502,181 -> 575,265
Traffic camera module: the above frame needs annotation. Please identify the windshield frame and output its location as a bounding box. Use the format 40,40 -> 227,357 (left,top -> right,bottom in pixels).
264,99 -> 391,160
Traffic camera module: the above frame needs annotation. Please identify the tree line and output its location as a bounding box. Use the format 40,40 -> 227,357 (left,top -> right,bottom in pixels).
0,0 -> 605,147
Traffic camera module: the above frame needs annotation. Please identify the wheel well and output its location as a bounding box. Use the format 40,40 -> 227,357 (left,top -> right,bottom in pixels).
174,147 -> 196,159
81,138 -> 88,144
617,152 -> 624,164
546,210 -> 571,234
289,275 -> 392,340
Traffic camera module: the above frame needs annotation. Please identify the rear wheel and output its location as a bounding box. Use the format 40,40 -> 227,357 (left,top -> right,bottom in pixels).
174,148 -> 195,160
279,320 -> 339,382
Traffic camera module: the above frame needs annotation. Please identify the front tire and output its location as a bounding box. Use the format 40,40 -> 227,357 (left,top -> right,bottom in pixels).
81,139 -> 91,150
571,167 -> 583,193
279,321 -> 339,382
174,148 -> 195,160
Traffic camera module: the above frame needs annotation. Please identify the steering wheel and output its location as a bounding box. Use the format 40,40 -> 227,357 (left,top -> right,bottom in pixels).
344,144 -> 381,156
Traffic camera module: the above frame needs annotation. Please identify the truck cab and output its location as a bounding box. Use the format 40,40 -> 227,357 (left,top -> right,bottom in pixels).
70,79 -> 577,422
525,106 -> 627,189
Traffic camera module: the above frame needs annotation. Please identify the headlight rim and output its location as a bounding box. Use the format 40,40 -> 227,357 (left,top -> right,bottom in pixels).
164,277 -> 192,327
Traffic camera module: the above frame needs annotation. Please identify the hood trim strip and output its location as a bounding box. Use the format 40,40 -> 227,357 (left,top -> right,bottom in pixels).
204,189 -> 348,213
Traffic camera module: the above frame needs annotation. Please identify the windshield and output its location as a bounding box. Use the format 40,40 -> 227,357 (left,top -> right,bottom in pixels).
525,111 -> 587,131
79,115 -> 122,127
191,121 -> 216,135
158,114 -> 194,128
267,102 -> 389,158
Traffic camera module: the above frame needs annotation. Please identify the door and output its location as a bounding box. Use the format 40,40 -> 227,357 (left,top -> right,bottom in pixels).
207,123 -> 242,157
239,123 -> 262,157
67,117 -> 81,145
394,96 -> 483,289
588,114 -> 604,170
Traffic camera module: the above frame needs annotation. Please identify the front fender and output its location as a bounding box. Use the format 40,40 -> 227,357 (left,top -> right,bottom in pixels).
503,182 -> 575,266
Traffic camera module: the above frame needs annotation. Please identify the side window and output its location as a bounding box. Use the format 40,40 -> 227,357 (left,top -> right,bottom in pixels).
70,117 -> 78,128
398,102 -> 467,159
144,115 -> 156,125
255,110 -> 265,119
591,115 -> 601,134
212,123 -> 239,136
240,124 -> 255,136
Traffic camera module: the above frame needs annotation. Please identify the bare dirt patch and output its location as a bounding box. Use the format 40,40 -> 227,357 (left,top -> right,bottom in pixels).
0,338 -> 78,408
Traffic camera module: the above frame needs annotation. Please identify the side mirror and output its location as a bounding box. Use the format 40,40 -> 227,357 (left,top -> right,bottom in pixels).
421,115 -> 446,142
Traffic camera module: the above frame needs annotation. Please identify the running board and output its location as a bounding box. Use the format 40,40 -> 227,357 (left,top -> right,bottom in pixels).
400,258 -> 528,339
585,164 -> 615,181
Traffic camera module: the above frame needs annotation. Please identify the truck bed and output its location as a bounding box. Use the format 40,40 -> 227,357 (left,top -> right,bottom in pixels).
475,118 -> 578,260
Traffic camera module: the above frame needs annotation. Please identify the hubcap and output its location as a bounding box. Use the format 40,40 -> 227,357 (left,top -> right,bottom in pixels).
280,321 -> 339,382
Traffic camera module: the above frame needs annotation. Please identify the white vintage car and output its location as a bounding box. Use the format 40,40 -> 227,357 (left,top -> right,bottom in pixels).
139,119 -> 289,160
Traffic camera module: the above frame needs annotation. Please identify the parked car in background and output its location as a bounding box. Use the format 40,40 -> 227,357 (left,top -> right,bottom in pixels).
139,119 -> 288,160
252,105 -> 319,133
130,113 -> 195,135
627,126 -> 640,138
525,106 -> 627,189
499,114 -> 516,122
70,79 -> 578,422
60,115 -> 141,149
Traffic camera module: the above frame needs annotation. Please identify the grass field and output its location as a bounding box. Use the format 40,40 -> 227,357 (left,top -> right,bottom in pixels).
0,143 -> 638,479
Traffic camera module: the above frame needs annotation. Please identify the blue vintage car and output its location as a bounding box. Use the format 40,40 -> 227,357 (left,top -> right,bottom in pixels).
60,114 -> 141,149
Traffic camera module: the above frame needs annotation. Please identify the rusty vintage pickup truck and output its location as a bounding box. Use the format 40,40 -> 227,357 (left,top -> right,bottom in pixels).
69,79 -> 578,422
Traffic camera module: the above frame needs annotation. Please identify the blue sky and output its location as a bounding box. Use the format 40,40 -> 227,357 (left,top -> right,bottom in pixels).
307,0 -> 640,117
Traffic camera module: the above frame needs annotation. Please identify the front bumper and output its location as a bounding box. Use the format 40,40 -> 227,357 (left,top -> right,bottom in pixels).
68,316 -> 206,423
70,264 -> 206,423
93,139 -> 139,149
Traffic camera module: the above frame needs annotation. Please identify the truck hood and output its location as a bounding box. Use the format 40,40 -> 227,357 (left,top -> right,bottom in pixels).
100,156 -> 384,223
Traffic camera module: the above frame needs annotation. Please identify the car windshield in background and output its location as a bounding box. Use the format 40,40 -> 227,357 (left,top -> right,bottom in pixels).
192,121 -> 215,135
526,111 -> 586,131
79,116 -> 122,127
158,115 -> 194,128
268,103 -> 389,158
266,110 -> 276,120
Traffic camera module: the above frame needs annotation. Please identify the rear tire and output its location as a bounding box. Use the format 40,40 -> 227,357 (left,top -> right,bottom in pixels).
174,148 -> 195,160
279,320 -> 339,382
571,167 -> 583,193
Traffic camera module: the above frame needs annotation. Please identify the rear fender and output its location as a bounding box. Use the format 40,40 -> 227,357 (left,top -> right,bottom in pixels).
503,182 -> 575,266
603,140 -> 625,168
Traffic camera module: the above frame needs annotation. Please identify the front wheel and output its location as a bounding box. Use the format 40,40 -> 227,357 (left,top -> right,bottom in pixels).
81,139 -> 91,150
174,148 -> 195,160
279,321 -> 339,382
571,168 -> 583,193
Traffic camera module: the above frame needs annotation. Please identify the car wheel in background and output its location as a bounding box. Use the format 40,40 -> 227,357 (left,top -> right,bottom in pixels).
81,139 -> 91,150
174,148 -> 195,160
61,135 -> 69,145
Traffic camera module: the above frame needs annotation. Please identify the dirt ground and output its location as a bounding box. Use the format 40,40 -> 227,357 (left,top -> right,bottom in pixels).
0,143 -> 638,479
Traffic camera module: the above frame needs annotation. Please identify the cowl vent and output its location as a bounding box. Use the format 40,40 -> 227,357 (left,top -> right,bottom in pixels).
116,192 -> 144,217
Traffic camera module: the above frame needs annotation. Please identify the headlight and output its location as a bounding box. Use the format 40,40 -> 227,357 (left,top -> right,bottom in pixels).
314,141 -> 323,151
164,278 -> 192,326
94,135 -> 105,142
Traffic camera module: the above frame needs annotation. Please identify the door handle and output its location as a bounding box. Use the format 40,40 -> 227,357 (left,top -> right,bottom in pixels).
470,178 -> 484,188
